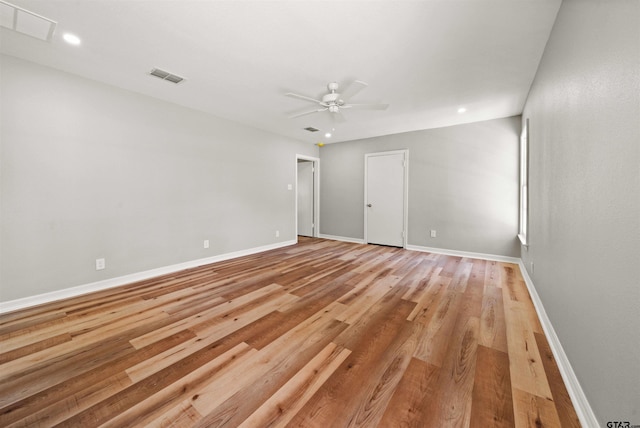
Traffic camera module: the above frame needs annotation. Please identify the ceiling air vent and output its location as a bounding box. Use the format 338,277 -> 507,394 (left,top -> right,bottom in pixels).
149,68 -> 185,84
304,127 -> 319,132
0,0 -> 57,41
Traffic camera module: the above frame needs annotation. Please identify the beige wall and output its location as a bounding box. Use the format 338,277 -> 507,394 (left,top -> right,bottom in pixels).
521,0 -> 640,423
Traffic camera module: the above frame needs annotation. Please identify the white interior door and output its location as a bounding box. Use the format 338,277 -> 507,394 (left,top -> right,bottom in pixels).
297,160 -> 314,237
365,151 -> 407,247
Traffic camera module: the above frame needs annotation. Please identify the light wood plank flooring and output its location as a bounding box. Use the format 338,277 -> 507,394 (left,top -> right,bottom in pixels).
0,237 -> 580,427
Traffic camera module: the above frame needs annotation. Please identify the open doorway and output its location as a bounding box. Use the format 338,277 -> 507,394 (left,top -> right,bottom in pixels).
296,155 -> 320,238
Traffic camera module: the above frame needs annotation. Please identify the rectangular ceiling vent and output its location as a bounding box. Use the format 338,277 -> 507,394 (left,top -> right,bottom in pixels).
149,68 -> 185,84
0,0 -> 57,42
304,127 -> 319,132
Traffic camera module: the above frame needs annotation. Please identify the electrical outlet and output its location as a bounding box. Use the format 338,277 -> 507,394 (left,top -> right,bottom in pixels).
96,258 -> 105,270
204,239 -> 209,249
430,230 -> 437,238
275,230 -> 280,238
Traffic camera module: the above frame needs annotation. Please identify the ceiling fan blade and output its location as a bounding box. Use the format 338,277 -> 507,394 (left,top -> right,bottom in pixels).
288,108 -> 327,119
344,103 -> 389,110
285,92 -> 322,104
339,80 -> 368,102
331,110 -> 346,124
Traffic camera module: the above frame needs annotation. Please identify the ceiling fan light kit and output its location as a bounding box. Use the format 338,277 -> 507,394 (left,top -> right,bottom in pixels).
286,80 -> 389,120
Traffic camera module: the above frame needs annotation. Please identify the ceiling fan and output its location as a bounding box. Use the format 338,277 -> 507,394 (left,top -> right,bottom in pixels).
285,80 -> 389,121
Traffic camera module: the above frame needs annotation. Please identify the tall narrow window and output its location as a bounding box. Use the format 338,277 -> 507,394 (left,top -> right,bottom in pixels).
518,119 -> 529,245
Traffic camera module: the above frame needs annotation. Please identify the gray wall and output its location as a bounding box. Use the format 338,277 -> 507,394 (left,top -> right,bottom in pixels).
0,55 -> 317,302
521,0 -> 640,423
320,116 -> 521,257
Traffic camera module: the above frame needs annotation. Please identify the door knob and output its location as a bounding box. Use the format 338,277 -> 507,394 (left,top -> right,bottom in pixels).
367,204 -> 372,207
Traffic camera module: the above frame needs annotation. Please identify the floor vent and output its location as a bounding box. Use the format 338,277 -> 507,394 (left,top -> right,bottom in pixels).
304,127 -> 319,132
149,68 -> 185,84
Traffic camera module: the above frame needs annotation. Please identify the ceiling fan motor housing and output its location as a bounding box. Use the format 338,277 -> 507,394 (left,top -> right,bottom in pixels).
324,82 -> 345,112
322,92 -> 340,103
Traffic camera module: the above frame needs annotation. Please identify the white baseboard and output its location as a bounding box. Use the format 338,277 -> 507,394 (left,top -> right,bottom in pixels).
317,234 -> 366,244
518,261 -> 599,428
318,239 -> 520,265
0,240 -> 296,314
406,244 -> 520,264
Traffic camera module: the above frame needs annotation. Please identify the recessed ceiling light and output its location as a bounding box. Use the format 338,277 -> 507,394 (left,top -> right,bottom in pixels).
63,33 -> 81,46
325,132 -> 332,138
457,107 -> 467,113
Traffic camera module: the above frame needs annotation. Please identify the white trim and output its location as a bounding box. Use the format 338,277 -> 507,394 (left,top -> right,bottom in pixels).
364,149 -> 409,248
296,154 -> 320,238
0,240 -> 296,314
317,234 -> 366,244
519,118 -> 529,244
406,244 -> 520,264
517,233 -> 528,247
517,261 -> 600,428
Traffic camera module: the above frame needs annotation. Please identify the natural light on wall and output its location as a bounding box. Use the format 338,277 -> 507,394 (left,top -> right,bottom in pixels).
518,118 -> 529,245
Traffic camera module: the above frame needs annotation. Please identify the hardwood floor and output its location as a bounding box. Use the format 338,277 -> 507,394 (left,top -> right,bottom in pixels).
0,237 -> 580,427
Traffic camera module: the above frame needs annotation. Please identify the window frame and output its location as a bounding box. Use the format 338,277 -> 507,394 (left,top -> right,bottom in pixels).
518,118 -> 529,246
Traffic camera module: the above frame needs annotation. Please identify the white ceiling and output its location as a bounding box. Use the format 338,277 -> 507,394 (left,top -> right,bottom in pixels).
0,0 -> 561,144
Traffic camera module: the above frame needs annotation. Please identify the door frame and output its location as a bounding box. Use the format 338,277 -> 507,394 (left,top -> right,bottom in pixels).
364,150 -> 409,248
295,154 -> 320,239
